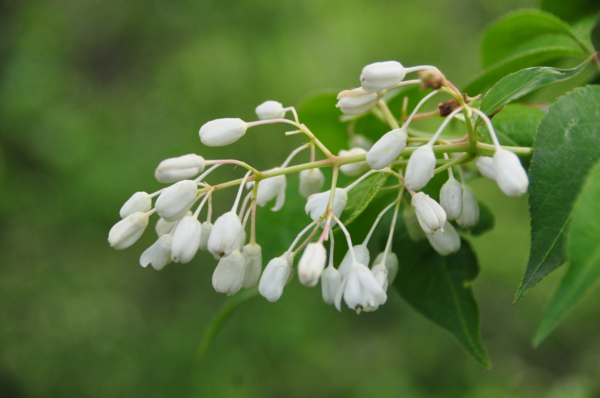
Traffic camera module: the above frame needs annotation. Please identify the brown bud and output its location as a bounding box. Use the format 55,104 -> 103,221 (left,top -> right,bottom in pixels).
419,67 -> 446,90
438,94 -> 468,116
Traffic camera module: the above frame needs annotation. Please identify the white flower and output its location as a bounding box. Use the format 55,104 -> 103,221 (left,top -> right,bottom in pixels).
366,128 -> 407,170
402,206 -> 426,242
154,154 -> 205,183
360,61 -> 406,92
155,212 -> 190,237
140,234 -> 172,271
154,180 -> 198,222
439,177 -> 463,220
370,263 -> 389,291
212,250 -> 245,296
348,134 -> 373,150
119,191 -> 152,219
299,169 -> 325,198
456,185 -> 479,228
207,211 -> 244,258
305,188 -> 348,226
411,192 -> 446,235
247,171 -> 286,211
338,244 -> 370,276
298,242 -> 327,287
426,221 -> 461,256
336,87 -> 380,115
475,156 -> 496,181
493,148 -> 529,197
405,145 -> 436,191
339,148 -> 370,176
198,221 -> 212,251
170,215 -> 202,263
259,254 -> 292,302
108,212 -> 149,250
199,118 -> 247,147
255,101 -> 286,120
321,265 -> 342,305
242,243 -> 262,289
373,251 -> 399,284
335,261 -> 387,313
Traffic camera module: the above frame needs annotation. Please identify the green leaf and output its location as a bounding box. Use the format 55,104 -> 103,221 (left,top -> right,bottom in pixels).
534,160 -> 600,345
515,85 -> 600,301
541,0 -> 600,24
393,234 -> 491,368
341,172 -> 389,226
480,57 -> 592,117
298,92 -> 349,154
487,104 -> 545,147
457,201 -> 495,237
481,10 -> 583,68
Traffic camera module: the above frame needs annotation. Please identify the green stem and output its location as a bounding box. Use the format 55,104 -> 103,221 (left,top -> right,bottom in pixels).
434,153 -> 474,174
377,100 -> 401,129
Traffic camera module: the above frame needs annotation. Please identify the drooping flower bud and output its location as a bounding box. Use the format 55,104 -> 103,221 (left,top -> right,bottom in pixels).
426,221 -> 461,256
255,101 -> 286,120
242,243 -> 262,289
321,265 -> 342,305
199,118 -> 247,147
439,177 -> 463,220
154,154 -> 205,183
373,251 -> 399,284
370,263 -> 389,291
493,148 -> 529,197
198,221 -> 212,251
207,211 -> 244,258
305,188 -> 348,226
108,212 -> 149,250
366,128 -> 407,170
336,88 -> 380,115
338,244 -> 370,276
212,250 -> 245,296
140,234 -> 172,271
348,134 -> 373,150
405,145 -> 436,191
119,192 -> 152,219
411,192 -> 446,235
475,156 -> 496,181
298,242 -> 327,287
154,180 -> 198,222
299,169 -> 325,198
155,211 -> 190,237
456,185 -> 479,228
360,61 -> 406,92
402,206 -> 426,242
170,215 -> 202,263
336,261 -> 387,313
259,254 -> 292,302
339,148 -> 370,176
247,171 -> 286,211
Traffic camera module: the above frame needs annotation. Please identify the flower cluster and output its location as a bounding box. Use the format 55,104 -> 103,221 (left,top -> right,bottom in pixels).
109,60 -> 530,313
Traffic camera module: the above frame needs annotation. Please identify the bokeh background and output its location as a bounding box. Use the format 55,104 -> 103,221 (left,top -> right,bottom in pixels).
2,0 -> 600,397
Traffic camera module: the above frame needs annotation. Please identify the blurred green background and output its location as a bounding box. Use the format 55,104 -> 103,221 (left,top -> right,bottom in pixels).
2,0 -> 600,397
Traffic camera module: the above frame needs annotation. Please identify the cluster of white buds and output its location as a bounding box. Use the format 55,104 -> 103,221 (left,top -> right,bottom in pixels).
109,61 -> 531,314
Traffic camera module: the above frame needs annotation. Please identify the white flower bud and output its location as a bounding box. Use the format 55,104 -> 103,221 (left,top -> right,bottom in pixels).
140,234 -> 172,271
475,156 -> 496,181
259,254 -> 292,302
207,211 -> 244,258
247,171 -> 286,211
154,154 -> 205,183
373,251 -> 399,284
305,188 -> 348,226
119,192 -> 152,219
198,221 -> 212,251
411,192 -> 447,235
212,250 -> 245,296
405,145 -> 436,191
321,265 -> 342,305
339,148 -> 370,176
255,100 -> 286,120
426,221 -> 461,256
360,61 -> 406,92
336,262 -> 387,313
155,180 -> 198,222
170,215 -> 202,263
242,243 -> 262,289
348,134 -> 373,150
199,118 -> 247,147
456,185 -> 479,228
299,169 -> 325,198
493,148 -> 529,197
440,177 -> 463,220
298,242 -> 327,287
366,128 -> 407,170
338,244 -> 370,275
155,211 -> 191,237
402,206 -> 426,242
108,212 -> 149,250
335,88 -> 380,115
371,263 -> 389,291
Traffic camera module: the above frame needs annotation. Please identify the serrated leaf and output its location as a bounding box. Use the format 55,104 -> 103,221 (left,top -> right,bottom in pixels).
393,232 -> 491,368
480,57 -> 592,116
298,92 -> 349,154
541,0 -> 600,24
478,104 -> 545,148
341,172 -> 389,226
534,160 -> 600,345
515,85 -> 600,302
